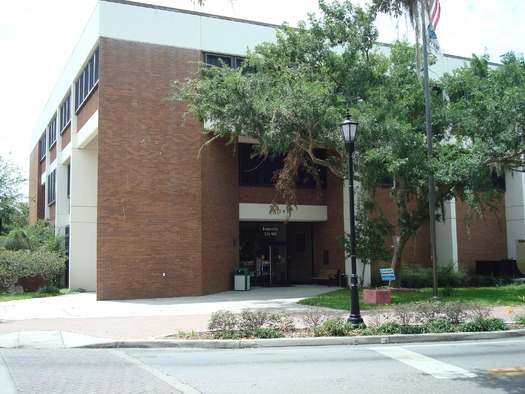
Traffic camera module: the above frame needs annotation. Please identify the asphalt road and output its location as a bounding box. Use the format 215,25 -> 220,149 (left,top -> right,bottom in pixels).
1,338 -> 524,393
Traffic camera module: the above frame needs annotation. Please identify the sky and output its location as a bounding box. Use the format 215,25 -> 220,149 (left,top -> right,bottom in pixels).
1,0 -> 524,190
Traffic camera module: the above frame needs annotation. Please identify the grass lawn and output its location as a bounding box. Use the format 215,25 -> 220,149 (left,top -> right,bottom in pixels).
0,288 -> 73,302
298,283 -> 525,311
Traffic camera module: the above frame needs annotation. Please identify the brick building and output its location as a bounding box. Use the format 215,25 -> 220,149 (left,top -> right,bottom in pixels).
29,0 -> 524,300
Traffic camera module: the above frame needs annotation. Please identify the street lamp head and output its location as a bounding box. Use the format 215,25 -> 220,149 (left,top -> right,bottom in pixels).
340,112 -> 358,144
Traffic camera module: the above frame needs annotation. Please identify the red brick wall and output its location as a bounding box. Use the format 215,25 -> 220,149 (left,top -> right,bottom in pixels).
312,172 -> 345,274
77,87 -> 99,131
239,186 -> 328,205
456,197 -> 507,273
61,126 -> 71,149
373,187 -> 432,267
200,137 -> 240,294
96,38 -> 207,300
49,144 -> 57,163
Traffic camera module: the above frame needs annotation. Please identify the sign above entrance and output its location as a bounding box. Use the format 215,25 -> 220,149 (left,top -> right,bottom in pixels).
263,226 -> 279,238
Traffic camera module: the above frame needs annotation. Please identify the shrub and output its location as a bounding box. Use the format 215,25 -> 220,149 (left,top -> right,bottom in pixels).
441,301 -> 469,324
467,275 -> 498,287
400,265 -> 433,288
37,284 -> 61,294
399,325 -> 423,334
370,322 -> 402,335
300,309 -> 332,329
438,263 -> 467,288
208,310 -> 238,332
3,220 -> 66,255
313,317 -> 354,337
420,318 -> 455,333
459,318 -> 509,332
393,303 -> 417,326
246,328 -> 284,339
238,309 -> 270,331
267,312 -> 295,332
213,330 -> 243,340
0,249 -> 65,292
515,314 -> 525,325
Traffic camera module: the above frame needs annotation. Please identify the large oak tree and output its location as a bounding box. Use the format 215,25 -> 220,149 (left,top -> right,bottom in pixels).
171,0 -> 522,285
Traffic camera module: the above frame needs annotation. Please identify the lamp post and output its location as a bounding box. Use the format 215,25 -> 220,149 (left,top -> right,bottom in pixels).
340,112 -> 364,327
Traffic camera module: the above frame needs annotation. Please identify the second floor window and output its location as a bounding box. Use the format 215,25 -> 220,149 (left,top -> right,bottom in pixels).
48,116 -> 57,149
60,93 -> 71,133
47,170 -> 56,204
39,134 -> 46,162
75,47 -> 99,111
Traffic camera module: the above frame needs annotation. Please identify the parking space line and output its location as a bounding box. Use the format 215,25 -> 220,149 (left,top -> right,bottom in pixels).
370,346 -> 477,379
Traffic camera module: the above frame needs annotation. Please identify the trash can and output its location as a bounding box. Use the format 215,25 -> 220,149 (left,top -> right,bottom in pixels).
234,267 -> 250,291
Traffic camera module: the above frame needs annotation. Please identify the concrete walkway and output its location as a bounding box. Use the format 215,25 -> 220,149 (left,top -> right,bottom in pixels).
1,285 -> 524,349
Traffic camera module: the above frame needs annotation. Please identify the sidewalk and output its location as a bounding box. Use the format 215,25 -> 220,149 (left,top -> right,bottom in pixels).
1,285 -> 524,349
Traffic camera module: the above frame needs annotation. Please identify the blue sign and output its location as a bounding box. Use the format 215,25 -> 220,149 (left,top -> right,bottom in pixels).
380,268 -> 395,281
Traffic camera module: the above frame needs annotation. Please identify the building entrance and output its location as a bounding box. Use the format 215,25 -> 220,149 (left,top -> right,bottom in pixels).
239,222 -> 313,286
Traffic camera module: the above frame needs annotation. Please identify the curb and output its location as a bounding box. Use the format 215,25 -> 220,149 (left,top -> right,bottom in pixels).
79,328 -> 525,349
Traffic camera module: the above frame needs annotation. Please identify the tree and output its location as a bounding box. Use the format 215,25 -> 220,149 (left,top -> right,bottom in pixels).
441,52 -> 525,173
172,0 -> 377,213
0,154 -> 26,234
171,0 -> 518,286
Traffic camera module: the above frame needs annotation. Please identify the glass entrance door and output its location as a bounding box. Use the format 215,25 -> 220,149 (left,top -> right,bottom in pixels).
240,222 -> 287,286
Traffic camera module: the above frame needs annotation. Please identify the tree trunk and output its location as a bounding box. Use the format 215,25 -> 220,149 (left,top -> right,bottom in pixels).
389,235 -> 407,288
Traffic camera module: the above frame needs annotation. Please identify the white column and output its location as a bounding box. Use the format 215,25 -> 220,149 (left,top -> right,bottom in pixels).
436,198 -> 458,269
68,113 -> 98,292
343,181 -> 371,286
505,170 -> 525,259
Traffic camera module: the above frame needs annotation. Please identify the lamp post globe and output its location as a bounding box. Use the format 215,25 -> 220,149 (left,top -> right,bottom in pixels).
340,112 -> 364,327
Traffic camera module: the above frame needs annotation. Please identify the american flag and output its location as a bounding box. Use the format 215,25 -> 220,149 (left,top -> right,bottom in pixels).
429,0 -> 441,30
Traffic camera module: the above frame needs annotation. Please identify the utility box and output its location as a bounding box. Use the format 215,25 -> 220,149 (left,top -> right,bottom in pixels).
234,268 -> 250,291
517,239 -> 525,275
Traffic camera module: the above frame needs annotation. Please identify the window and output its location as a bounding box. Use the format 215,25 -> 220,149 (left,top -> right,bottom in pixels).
47,170 -> 56,205
204,52 -> 249,69
48,116 -> 57,149
75,47 -> 99,111
60,93 -> 71,133
39,133 -> 46,162
238,144 -> 327,188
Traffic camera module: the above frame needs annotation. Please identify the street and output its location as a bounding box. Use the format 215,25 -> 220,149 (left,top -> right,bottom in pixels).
1,338 -> 524,393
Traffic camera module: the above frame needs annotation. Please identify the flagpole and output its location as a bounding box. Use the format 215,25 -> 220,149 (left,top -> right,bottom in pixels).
420,1 -> 439,300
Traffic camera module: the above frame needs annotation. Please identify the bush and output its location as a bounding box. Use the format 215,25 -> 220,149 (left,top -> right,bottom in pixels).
420,318 -> 455,333
400,265 -> 433,288
313,317 -> 355,337
300,309 -> 332,329
467,275 -> 498,287
438,263 -> 467,288
516,314 -> 525,325
3,220 -> 66,255
246,328 -> 284,339
0,249 -> 65,292
441,301 -> 469,324
208,309 -> 296,338
37,284 -> 61,294
459,318 -> 509,332
238,309 -> 270,331
370,322 -> 402,335
213,330 -> 243,340
208,310 -> 238,332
